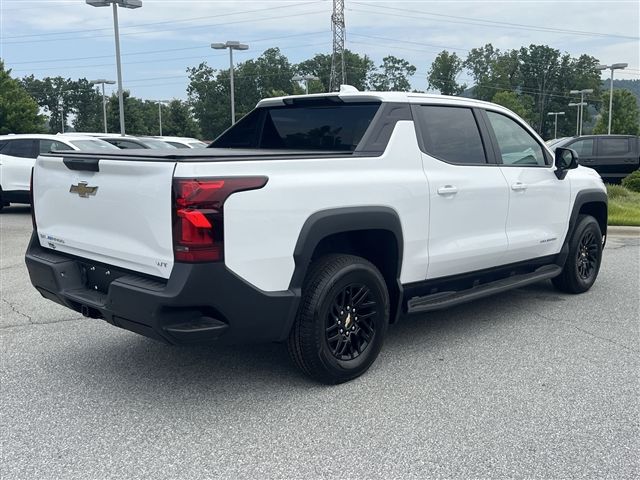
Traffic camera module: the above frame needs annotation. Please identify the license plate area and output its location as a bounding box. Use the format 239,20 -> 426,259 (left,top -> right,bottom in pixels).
80,262 -> 125,294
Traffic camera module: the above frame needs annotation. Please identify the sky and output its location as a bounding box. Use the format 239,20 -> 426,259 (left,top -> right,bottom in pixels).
1,0 -> 639,103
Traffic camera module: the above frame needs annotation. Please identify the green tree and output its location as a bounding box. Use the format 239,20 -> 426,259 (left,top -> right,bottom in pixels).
20,75 -> 104,133
427,51 -> 465,96
593,89 -> 640,135
161,100 -> 201,138
491,91 -> 535,124
369,55 -> 416,91
0,61 -> 45,134
68,79 -> 103,132
105,91 -> 158,135
296,50 -> 375,92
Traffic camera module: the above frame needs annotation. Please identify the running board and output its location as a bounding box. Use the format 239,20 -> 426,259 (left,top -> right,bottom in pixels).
407,265 -> 562,314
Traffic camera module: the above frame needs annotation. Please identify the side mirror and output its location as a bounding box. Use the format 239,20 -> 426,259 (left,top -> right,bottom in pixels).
554,147 -> 579,180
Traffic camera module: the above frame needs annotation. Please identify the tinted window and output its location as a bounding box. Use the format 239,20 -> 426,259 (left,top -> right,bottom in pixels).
0,140 -> 7,152
600,138 -> 630,155
416,106 -> 486,164
3,139 -> 36,158
140,139 -> 177,149
486,111 -> 546,166
69,139 -> 120,151
39,140 -> 73,154
213,103 -> 380,151
108,139 -> 145,149
568,138 -> 594,157
167,141 -> 189,149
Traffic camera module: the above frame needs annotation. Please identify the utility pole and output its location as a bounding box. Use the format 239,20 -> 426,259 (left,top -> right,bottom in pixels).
329,0 -> 346,92
293,74 -> 320,94
597,63 -> 628,134
90,79 -> 116,133
547,111 -> 565,139
568,102 -> 586,136
569,89 -> 593,136
211,41 -> 249,125
157,100 -> 170,136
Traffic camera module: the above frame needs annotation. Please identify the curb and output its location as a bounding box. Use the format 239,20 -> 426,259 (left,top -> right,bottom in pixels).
607,225 -> 640,237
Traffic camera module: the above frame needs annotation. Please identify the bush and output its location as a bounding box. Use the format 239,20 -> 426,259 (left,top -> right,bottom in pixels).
621,170 -> 640,192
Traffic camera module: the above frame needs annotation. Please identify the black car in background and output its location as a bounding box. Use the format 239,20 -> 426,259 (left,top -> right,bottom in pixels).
549,135 -> 639,183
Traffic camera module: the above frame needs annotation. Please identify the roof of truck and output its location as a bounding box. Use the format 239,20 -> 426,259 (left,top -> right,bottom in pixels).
257,86 -> 499,110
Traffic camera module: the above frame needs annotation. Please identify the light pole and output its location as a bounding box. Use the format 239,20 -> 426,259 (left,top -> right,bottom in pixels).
568,102 -> 586,136
547,111 -> 565,139
211,41 -> 248,125
157,100 -> 170,136
596,63 -> 628,135
569,89 -> 593,136
293,74 -> 320,94
58,98 -> 65,133
86,0 -> 142,136
90,79 -> 116,133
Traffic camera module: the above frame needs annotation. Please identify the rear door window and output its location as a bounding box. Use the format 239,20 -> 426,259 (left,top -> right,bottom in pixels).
39,140 -> 73,154
415,105 -> 487,164
567,138 -> 594,157
3,139 -> 36,158
599,138 -> 631,156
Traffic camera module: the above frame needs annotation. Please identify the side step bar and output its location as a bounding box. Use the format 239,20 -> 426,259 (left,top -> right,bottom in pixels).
407,265 -> 562,314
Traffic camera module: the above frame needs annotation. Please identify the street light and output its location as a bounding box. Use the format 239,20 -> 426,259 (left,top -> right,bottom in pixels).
567,102 -> 586,136
90,79 -> 116,133
292,74 -> 320,95
547,111 -> 565,140
157,100 -> 170,136
86,0 -> 142,136
211,41 -> 248,125
58,98 -> 65,134
597,63 -> 628,135
569,89 -> 593,136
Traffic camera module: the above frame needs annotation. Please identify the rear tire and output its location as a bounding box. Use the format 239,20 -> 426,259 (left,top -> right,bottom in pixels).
552,215 -> 603,294
288,254 -> 390,384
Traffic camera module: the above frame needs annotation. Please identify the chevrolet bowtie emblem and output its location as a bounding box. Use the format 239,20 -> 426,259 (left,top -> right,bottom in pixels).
70,182 -> 98,198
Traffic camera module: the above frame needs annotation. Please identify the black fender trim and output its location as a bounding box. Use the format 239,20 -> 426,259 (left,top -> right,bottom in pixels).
558,189 -> 608,267
288,206 -> 404,324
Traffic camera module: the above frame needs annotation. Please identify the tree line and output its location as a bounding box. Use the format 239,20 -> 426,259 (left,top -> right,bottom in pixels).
1,43 -> 638,140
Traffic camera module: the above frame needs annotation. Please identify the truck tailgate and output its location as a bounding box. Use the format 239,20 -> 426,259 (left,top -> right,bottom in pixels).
33,155 -> 176,279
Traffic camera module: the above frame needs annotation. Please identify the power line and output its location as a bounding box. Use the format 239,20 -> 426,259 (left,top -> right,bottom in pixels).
350,2 -> 640,40
1,8 -> 327,45
6,31 -> 328,66
1,1 -> 324,39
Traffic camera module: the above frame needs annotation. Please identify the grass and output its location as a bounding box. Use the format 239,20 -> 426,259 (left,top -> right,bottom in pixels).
606,184 -> 640,227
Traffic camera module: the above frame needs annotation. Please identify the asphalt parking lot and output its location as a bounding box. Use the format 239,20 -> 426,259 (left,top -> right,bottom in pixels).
1,206 -> 638,479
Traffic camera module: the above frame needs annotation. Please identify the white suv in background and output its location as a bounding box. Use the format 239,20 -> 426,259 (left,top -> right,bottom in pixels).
0,134 -> 118,209
152,136 -> 208,149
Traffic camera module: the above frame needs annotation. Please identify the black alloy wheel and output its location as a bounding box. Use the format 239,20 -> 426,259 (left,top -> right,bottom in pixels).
325,283 -> 378,361
288,254 -> 390,384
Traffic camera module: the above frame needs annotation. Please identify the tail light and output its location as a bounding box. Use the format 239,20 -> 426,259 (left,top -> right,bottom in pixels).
172,177 -> 268,262
30,167 -> 37,230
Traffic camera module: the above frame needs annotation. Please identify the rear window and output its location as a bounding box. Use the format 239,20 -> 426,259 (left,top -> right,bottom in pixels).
141,139 -> 177,149
212,102 -> 380,151
69,139 -> 120,151
600,138 -> 631,155
2,139 -> 36,158
416,106 -> 487,164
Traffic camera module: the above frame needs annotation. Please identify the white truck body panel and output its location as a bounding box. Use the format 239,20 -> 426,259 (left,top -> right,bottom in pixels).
33,156 -> 176,279
174,121 -> 430,291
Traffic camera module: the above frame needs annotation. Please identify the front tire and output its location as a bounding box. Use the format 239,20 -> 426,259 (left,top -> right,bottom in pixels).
552,214 -> 603,294
288,254 -> 390,384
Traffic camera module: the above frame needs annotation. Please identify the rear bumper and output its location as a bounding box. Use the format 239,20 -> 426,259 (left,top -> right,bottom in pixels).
25,233 -> 299,345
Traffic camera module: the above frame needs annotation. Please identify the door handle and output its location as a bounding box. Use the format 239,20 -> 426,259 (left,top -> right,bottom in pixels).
437,185 -> 458,195
511,182 -> 527,191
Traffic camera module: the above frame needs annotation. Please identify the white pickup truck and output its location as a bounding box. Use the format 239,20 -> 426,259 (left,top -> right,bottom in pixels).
26,88 -> 608,384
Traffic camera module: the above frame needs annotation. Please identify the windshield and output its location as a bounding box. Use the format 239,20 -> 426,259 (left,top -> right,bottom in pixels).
69,139 -> 120,151
212,102 -> 381,151
141,139 -> 177,149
